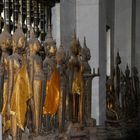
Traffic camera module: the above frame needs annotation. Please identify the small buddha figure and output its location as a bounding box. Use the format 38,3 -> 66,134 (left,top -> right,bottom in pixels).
28,29 -> 43,135
132,66 -> 140,112
125,65 -> 134,118
0,27 -> 12,135
56,44 -> 67,132
7,25 -> 32,140
114,52 -> 121,109
106,77 -> 119,120
68,32 -> 84,124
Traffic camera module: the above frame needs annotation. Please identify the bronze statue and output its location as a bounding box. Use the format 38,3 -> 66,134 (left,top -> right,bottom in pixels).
7,25 -> 32,140
68,32 -> 84,124
106,77 -> 119,120
114,52 -> 121,109
0,26 -> 12,136
43,24 -> 59,131
132,66 -> 140,112
56,44 -> 67,132
81,37 -> 91,123
124,65 -> 134,118
28,29 -> 43,135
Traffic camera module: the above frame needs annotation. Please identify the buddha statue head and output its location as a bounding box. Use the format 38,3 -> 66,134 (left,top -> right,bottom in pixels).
116,51 -> 121,65
81,37 -> 91,61
125,65 -> 130,77
12,25 -> 26,52
32,39 -> 41,54
70,31 -> 79,56
44,25 -> 57,57
28,27 -> 41,55
0,26 -> 12,51
56,44 -> 66,65
132,66 -> 138,76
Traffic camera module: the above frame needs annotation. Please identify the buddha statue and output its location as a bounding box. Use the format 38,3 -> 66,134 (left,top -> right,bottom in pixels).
7,25 -> 32,140
114,52 -> 121,109
0,26 -> 12,136
81,37 -> 92,122
28,29 -> 43,135
43,24 -> 60,131
56,44 -> 67,132
68,32 -> 84,124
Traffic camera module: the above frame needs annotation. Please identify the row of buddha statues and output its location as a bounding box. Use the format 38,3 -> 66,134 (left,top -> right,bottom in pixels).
0,23 -> 97,139
106,52 -> 140,122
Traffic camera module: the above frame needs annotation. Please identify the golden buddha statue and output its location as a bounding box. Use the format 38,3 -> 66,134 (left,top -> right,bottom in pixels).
7,25 -> 32,140
28,29 -> 43,135
68,32 -> 84,124
0,26 -> 12,136
43,24 -> 60,131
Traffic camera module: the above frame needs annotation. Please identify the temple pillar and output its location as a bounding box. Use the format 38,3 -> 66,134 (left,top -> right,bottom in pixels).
76,0 -> 106,125
114,0 -> 132,70
60,0 -> 76,50
134,0 -> 140,77
52,3 -> 61,47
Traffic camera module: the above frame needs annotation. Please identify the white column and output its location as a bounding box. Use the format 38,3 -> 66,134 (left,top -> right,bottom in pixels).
114,0 -> 132,70
60,0 -> 76,50
106,29 -> 111,76
135,0 -> 140,77
76,0 -> 106,125
52,3 -> 61,47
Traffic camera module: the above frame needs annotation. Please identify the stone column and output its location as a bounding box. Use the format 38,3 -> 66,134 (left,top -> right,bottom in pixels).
76,0 -> 106,125
134,0 -> 140,77
52,3 -> 61,47
60,0 -> 76,50
114,0 -> 132,70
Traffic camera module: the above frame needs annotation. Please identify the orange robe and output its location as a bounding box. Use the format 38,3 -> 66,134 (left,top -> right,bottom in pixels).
10,64 -> 32,130
43,68 -> 61,116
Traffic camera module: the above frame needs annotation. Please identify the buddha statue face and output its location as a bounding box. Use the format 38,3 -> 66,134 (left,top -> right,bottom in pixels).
50,45 -> 56,53
70,42 -> 79,56
47,45 -> 57,57
56,45 -> 65,65
0,41 -> 7,51
0,28 -> 12,51
6,38 -> 12,48
32,41 -> 40,53
18,37 -> 25,49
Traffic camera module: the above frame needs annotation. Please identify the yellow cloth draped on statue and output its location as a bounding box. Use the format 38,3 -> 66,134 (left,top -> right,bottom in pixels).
10,64 -> 32,130
72,68 -> 83,95
43,68 -> 61,116
1,80 -> 9,131
2,81 -> 8,116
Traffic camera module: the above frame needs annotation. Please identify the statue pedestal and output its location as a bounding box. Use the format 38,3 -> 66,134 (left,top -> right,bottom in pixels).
85,118 -> 96,127
66,123 -> 89,140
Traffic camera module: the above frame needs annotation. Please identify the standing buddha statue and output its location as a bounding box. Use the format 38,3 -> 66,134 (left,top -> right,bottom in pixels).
80,37 -> 92,123
56,44 -> 67,132
8,25 -> 32,140
28,28 -> 43,136
68,32 -> 84,124
43,24 -> 60,131
0,26 -> 12,135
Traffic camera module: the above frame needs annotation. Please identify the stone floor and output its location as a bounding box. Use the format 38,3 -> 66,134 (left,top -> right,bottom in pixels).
21,127 -> 97,140
21,126 -> 140,140
6,119 -> 140,140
